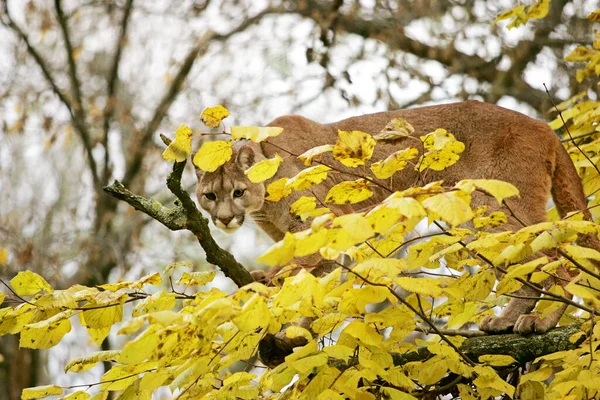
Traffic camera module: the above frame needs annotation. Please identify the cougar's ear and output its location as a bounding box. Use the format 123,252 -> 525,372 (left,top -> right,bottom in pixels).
236,143 -> 262,170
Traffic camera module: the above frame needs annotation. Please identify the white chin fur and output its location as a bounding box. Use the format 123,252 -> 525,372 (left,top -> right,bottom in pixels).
215,219 -> 241,233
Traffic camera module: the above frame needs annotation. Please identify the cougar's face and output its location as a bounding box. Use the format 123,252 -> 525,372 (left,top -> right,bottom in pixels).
195,144 -> 266,233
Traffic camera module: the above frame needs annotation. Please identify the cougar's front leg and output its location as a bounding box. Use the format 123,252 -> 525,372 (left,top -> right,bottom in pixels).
480,284 -> 539,334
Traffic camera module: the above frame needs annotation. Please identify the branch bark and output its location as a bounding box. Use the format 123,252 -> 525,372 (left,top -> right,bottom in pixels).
329,324 -> 583,371
103,158 -> 254,288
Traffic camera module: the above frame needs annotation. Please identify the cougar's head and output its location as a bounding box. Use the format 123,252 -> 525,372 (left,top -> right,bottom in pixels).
195,143 -> 266,233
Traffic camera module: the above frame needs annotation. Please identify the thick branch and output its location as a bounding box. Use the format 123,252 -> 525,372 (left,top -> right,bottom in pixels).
331,324 -> 583,370
102,0 -> 134,184
103,161 -> 253,288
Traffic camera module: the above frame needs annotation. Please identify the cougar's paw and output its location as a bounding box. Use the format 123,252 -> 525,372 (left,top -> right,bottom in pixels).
480,315 -> 514,334
514,314 -> 551,335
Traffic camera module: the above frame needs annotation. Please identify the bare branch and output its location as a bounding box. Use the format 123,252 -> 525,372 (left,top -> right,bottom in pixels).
292,0 -> 558,113
102,0 -> 135,184
55,0 -> 98,185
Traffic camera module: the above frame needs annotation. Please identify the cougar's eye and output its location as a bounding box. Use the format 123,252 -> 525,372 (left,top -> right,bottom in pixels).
204,192 -> 216,201
233,189 -> 245,198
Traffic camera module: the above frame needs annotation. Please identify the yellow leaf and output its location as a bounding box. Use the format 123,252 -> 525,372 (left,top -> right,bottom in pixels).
455,179 -> 519,204
87,327 -> 110,346
163,261 -> 193,274
65,350 -> 120,373
526,0 -> 550,19
117,327 -> 160,366
341,320 -> 382,346
290,196 -> 317,217
10,271 -> 53,296
371,147 -> 419,179
417,129 -> 465,172
298,144 -> 334,166
295,228 -> 329,257
495,278 -> 523,296
422,191 -> 473,226
516,381 -> 546,400
589,9 -> 600,21
333,130 -> 376,167
59,390 -> 91,400
256,231 -> 296,267
505,257 -> 547,279
565,46 -> 598,62
384,196 -> 427,219
563,244 -> 600,261
200,105 -> 229,128
20,310 -> 72,349
287,165 -> 331,191
373,117 -> 415,142
332,214 -> 375,244
98,272 -> 162,291
162,125 -> 193,162
520,367 -> 553,383
395,277 -> 443,297
493,5 -> 525,24
101,362 -> 156,391
0,292 -> 4,305
81,295 -> 125,329
245,154 -> 283,183
262,363 -> 297,392
22,385 -> 63,399
464,269 -> 495,301
474,211 -> 507,228
177,271 -> 216,286
418,357 -> 449,385
192,140 -> 233,172
313,314 -> 348,335
266,177 -> 292,201
0,247 -> 7,264
479,354 -> 517,366
365,204 -> 403,234
231,126 -> 283,142
381,388 -> 418,400
132,290 -> 177,317
325,179 -> 373,204
234,294 -> 271,332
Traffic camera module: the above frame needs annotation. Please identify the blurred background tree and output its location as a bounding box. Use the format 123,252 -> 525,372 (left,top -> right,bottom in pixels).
0,0 -> 596,397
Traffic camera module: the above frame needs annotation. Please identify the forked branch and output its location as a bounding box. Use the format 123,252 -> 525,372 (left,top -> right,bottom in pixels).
103,157 -> 253,287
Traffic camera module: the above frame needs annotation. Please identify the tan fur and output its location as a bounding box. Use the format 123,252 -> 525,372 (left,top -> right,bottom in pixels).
196,100 -> 599,335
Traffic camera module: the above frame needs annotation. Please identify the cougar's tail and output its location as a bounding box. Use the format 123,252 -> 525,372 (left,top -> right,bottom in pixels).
551,143 -> 589,219
551,142 -> 600,251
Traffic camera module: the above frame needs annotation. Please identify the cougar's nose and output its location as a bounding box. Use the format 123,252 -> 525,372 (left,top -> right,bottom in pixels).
219,216 -> 234,226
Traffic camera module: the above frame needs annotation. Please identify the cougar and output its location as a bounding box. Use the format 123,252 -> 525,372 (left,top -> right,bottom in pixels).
195,100 -> 599,335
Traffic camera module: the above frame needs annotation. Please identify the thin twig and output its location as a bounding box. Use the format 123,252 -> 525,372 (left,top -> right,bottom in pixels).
544,83 -> 600,177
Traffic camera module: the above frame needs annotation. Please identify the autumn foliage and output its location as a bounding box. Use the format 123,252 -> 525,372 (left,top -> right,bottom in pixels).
3,4 -> 600,400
